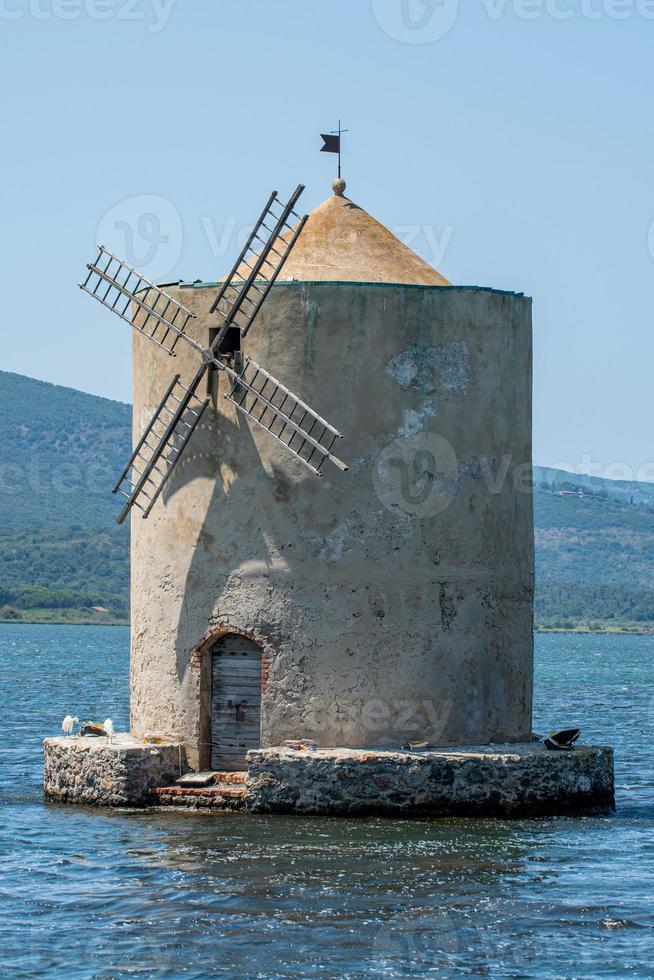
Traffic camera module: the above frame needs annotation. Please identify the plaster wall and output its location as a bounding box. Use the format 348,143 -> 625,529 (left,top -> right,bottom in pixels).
129,282 -> 534,767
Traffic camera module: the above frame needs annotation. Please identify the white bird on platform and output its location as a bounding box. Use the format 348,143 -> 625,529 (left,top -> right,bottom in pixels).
62,715 -> 79,736
103,718 -> 114,739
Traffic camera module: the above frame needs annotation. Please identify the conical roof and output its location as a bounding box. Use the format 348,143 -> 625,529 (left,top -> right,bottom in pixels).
278,184 -> 451,287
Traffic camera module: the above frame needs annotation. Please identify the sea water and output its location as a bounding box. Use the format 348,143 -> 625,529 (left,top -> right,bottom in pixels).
0,624 -> 652,978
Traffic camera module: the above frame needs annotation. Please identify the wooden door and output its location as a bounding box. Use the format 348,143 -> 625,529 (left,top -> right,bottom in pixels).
210,635 -> 262,771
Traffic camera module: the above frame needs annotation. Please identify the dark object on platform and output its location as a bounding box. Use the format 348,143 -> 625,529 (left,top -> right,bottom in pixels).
283,739 -> 318,751
403,740 -> 431,752
544,728 -> 581,751
79,721 -> 107,737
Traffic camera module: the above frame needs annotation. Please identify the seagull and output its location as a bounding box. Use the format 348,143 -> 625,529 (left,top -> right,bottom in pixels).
62,715 -> 79,736
103,718 -> 114,740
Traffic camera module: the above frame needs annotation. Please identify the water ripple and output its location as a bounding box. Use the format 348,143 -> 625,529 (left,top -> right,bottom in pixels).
1,625 -> 653,978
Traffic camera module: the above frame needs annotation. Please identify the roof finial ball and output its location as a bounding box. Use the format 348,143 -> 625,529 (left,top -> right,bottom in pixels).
332,177 -> 346,197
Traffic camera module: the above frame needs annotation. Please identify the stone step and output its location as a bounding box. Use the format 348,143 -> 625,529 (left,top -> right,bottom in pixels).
175,771 -> 216,788
151,784 -> 248,811
175,770 -> 248,788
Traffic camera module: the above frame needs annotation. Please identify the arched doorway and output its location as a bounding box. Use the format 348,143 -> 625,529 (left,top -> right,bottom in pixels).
210,635 -> 262,771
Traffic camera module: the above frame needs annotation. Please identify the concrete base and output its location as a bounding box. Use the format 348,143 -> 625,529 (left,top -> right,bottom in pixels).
44,735 -> 185,807
246,743 -> 615,817
44,737 -> 615,817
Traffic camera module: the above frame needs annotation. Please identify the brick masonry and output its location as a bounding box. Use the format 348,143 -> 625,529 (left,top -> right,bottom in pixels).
151,786 -> 247,810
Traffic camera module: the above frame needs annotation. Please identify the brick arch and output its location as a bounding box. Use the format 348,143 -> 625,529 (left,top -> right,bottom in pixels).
191,624 -> 265,669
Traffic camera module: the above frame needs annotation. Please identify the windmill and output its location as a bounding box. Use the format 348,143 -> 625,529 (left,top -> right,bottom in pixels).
80,185 -> 348,525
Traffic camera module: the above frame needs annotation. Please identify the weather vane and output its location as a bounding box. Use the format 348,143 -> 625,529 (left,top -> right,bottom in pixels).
320,120 -> 349,179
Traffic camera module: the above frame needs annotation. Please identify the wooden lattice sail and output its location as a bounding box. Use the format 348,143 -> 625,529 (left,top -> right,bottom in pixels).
79,185 -> 347,523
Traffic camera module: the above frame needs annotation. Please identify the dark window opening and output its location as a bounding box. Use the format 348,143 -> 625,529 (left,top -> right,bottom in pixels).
209,326 -> 241,357
208,327 -> 242,399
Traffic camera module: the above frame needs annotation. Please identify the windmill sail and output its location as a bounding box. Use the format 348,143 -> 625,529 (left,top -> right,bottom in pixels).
114,350 -> 345,522
209,185 -> 308,344
113,370 -> 209,523
80,183 -> 348,523
80,247 -> 199,356
224,357 -> 347,476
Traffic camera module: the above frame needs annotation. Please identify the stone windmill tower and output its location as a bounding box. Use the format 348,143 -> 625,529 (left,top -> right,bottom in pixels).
82,179 -> 534,773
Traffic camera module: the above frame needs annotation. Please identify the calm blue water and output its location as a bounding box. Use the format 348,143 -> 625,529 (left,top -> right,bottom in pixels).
0,625 -> 652,979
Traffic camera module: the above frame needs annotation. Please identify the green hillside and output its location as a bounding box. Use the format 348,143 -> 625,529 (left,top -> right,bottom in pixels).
0,371 -> 130,623
0,370 -> 131,528
534,468 -> 654,630
1,370 -> 654,630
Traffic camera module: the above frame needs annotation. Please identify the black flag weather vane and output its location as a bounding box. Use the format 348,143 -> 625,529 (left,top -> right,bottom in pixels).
320,121 -> 349,179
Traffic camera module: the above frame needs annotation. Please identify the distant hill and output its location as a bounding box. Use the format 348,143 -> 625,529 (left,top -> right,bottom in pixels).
533,466 -> 654,629
0,370 -> 130,528
0,371 -> 130,622
1,371 -> 653,629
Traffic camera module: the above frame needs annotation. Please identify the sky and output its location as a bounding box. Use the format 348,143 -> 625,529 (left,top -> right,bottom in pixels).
1,0 -> 652,479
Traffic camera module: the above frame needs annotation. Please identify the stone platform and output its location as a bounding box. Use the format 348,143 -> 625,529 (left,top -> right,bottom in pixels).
44,735 -> 185,807
45,736 -> 614,816
245,743 -> 615,817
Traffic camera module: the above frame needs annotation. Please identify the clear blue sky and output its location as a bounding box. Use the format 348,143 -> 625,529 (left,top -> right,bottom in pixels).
1,1 -> 652,477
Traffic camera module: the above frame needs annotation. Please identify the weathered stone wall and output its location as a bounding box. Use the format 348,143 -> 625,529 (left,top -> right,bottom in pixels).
44,739 -> 614,818
245,745 -> 615,817
44,736 -> 185,807
129,281 -> 534,765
